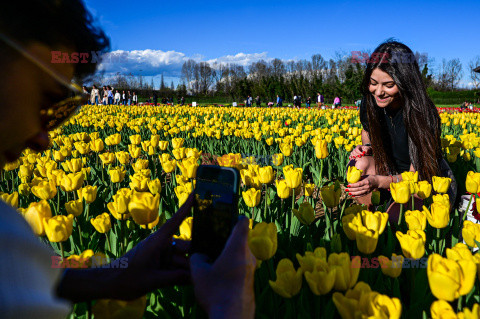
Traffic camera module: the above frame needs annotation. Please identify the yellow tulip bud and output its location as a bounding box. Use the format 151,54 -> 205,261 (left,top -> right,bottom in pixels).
128,192 -> 160,226
258,166 -> 274,184
314,139 -> 329,159
248,222 -> 277,261
272,153 -> 284,166
158,140 -> 169,151
89,139 -> 104,152
275,179 -> 291,199
171,137 -> 184,149
430,300 -> 457,319
269,258 -> 302,298
462,220 -> 480,248
304,183 -> 315,197
321,183 -> 341,208
327,253 -> 360,291
90,213 -> 112,233
279,142 -> 293,157
23,200 -> 52,236
60,172 -> 85,192
416,181 -> 432,199
65,199 -> 83,217
173,217 -> 193,241
396,229 -> 425,259
401,171 -> 418,183
31,179 -> 57,200
77,185 -> 98,204
404,209 -> 427,230
99,152 -> 116,166
43,214 -> 74,242
172,147 -> 186,160
427,253 -> 476,301
242,188 -> 261,208
424,203 -> 449,229
107,193 -> 131,221
390,181 -> 411,204
466,171 -> 480,194
378,254 -> 404,278
292,202 -> 315,225
346,166 -> 363,184
432,176 -> 451,194
147,178 -> 162,195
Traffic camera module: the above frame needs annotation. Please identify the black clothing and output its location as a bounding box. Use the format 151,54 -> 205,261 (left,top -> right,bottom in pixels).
359,99 -> 411,174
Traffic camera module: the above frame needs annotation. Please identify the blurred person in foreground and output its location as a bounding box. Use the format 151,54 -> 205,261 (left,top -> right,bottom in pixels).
0,1 -> 255,318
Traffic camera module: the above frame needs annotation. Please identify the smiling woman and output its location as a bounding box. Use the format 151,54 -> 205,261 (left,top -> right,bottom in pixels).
346,40 -> 457,218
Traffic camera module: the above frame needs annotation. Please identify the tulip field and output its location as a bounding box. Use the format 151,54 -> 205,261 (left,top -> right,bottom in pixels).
4,104 -> 480,318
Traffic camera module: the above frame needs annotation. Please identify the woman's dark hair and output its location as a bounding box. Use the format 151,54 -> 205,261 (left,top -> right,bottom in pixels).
362,40 -> 442,182
0,0 -> 110,80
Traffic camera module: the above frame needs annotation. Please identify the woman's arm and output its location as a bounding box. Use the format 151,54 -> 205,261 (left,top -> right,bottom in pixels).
361,129 -> 371,145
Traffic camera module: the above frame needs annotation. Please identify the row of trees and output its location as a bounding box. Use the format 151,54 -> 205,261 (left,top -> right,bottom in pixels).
89,52 -> 480,104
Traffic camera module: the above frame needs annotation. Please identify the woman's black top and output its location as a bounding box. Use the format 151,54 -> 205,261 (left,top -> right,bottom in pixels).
359,99 -> 411,174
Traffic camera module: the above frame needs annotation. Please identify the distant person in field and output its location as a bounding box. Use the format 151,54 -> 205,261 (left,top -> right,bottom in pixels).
181,96 -> 185,106
107,86 -> 114,105
306,96 -> 311,108
333,96 -> 340,108
153,92 -> 158,106
317,92 -> 324,107
132,92 -> 138,105
276,95 -> 282,107
122,90 -> 126,105
114,90 -> 121,105
255,96 -> 261,107
127,91 -> 132,105
90,85 -> 100,105
347,40 -> 456,222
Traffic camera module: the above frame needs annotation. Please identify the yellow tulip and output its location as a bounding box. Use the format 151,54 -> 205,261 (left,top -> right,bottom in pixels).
424,203 -> 449,229
129,173 -> 150,192
18,183 -> 31,196
321,183 -> 341,208
109,166 -> 126,183
446,243 -> 474,262
304,183 -> 315,197
60,172 -> 85,192
292,202 -> 315,225
132,159 -> 149,173
89,139 -> 104,152
185,148 -> 202,159
172,147 -> 186,160
432,176 -> 451,194
272,153 -> 284,166
390,181 -> 411,204
462,220 -> 480,248
404,210 -> 427,230
158,140 -> 169,151
99,152 -> 116,166
147,179 -> 162,195
128,192 -> 160,226
242,188 -> 261,208
401,171 -> 418,183
115,151 -> 130,165
275,179 -> 291,199
269,258 -> 302,298
355,225 -> 379,254
105,133 -> 121,146
248,222 -> 277,261
62,158 -> 83,173
284,166 -> 303,189
328,253 -> 360,291
378,254 -> 404,278
128,145 -> 142,158
332,282 -> 372,319
466,171 -> 480,194
92,296 -> 147,319
430,300 -> 457,319
31,179 -> 57,200
177,157 -> 199,179
23,200 -> 52,236
171,137 -> 184,149
279,142 -> 293,157
360,210 -> 388,234
258,166 -> 274,184
173,217 -> 193,241
65,199 -> 83,217
77,185 -> 98,204
396,229 -> 426,259
129,134 -> 141,145
346,166 -> 363,184
427,253 -> 476,301
217,153 -> 242,167
0,191 -> 19,208
315,139 -> 329,159
107,193 -> 131,221
416,181 -> 432,199
90,213 -> 112,233
43,214 -> 74,242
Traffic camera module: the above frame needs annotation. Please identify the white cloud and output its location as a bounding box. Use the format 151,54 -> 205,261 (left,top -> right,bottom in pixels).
96,50 -> 272,78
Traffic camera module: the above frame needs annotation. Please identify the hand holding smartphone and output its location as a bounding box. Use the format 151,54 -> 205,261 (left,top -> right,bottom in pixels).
191,165 -> 240,261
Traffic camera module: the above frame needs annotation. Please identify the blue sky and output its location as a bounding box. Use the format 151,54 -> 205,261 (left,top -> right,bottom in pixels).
85,0 -> 480,87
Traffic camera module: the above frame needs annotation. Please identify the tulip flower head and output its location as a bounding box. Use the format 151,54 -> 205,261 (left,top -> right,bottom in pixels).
346,166 -> 363,184
269,258 -> 303,298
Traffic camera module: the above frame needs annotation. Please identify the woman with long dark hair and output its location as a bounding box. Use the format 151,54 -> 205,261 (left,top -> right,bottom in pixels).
346,40 -> 456,216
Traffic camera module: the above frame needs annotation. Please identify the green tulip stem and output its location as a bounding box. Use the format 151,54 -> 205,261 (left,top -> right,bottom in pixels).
105,233 -> 112,252
320,159 -> 324,187
280,199 -> 284,228
397,203 -> 404,226
463,194 -> 474,221
330,207 -> 334,239
264,185 -> 268,222
60,242 -> 64,261
251,207 -> 255,222
458,295 -> 463,312
436,228 -> 441,254
85,203 -> 90,222
56,190 -> 60,215
76,217 -> 84,249
411,195 -> 414,210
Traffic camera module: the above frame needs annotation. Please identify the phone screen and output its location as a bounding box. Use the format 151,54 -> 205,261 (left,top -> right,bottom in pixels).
191,166 -> 239,260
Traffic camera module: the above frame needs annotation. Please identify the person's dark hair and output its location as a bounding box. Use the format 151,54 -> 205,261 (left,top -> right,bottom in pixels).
362,39 -> 442,182
0,0 -> 109,80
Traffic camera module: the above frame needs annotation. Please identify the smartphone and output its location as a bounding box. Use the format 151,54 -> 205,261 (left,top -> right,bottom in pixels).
191,165 -> 240,260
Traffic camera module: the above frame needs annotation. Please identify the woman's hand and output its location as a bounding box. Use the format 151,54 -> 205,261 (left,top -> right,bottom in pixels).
346,175 -> 379,197
349,145 -> 372,160
190,216 -> 256,319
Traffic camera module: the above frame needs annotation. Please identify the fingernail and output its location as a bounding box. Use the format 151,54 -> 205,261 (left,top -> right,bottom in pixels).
348,192 -> 352,195
345,189 -> 349,192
